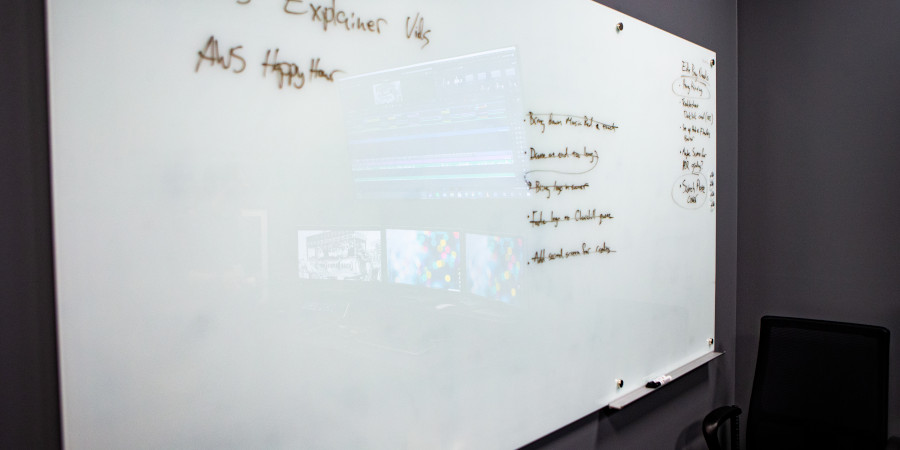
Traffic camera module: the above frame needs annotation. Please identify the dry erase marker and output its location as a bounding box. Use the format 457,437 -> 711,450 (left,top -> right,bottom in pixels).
645,375 -> 673,388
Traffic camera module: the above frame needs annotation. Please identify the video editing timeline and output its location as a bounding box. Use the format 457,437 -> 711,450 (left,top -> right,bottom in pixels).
297,229 -> 524,304
339,48 -> 529,199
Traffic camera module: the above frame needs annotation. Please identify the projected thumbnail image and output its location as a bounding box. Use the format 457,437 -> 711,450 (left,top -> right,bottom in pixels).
466,234 -> 523,303
298,230 -> 382,281
386,230 -> 461,291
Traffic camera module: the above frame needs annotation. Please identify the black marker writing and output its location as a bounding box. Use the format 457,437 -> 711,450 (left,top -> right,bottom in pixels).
261,50 -> 343,90
405,13 -> 431,48
195,36 -> 246,74
529,147 -> 599,164
309,57 -> 342,81
526,180 -> 590,198
285,0 -> 387,33
528,242 -> 615,265
262,49 -> 305,89
528,209 -> 613,227
526,112 -> 618,133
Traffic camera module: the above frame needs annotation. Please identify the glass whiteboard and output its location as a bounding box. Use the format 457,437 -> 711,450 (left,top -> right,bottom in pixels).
46,0 -> 716,448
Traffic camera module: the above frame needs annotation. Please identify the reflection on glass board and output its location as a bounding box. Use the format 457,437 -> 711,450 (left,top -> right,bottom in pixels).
297,230 -> 382,281
339,47 -> 528,199
466,234 -> 523,303
386,229 -> 461,291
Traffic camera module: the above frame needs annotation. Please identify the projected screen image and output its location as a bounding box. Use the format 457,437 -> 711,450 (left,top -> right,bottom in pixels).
466,234 -> 523,303
386,230 -> 461,291
298,230 -> 382,281
339,48 -> 529,199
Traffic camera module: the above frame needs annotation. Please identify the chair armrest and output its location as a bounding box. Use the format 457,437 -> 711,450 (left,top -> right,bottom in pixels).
702,405 -> 742,450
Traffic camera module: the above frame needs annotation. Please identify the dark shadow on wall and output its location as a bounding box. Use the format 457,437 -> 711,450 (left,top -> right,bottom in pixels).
0,0 -> 61,449
736,0 -> 900,439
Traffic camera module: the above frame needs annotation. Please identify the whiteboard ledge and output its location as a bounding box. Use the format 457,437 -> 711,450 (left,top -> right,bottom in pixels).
608,351 -> 723,410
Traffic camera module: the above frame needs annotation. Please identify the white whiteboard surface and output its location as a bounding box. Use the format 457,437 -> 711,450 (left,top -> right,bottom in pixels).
47,0 -> 716,448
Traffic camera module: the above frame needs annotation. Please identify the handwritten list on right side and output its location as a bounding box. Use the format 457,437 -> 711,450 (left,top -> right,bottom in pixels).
673,59 -> 715,212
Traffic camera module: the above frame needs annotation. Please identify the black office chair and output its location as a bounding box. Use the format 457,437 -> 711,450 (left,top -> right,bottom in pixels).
703,316 -> 890,450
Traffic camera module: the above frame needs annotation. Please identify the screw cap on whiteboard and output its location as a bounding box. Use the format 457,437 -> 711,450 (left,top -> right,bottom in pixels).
616,22 -> 624,32
615,379 -> 624,388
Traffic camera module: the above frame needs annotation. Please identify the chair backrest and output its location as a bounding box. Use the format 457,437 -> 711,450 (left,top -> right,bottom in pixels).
747,316 -> 889,449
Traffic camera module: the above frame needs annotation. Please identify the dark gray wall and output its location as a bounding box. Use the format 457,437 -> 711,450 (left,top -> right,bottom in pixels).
0,1 -> 737,449
0,0 -> 61,449
526,1 -> 739,448
11,0 -> 899,447
737,0 -> 900,440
